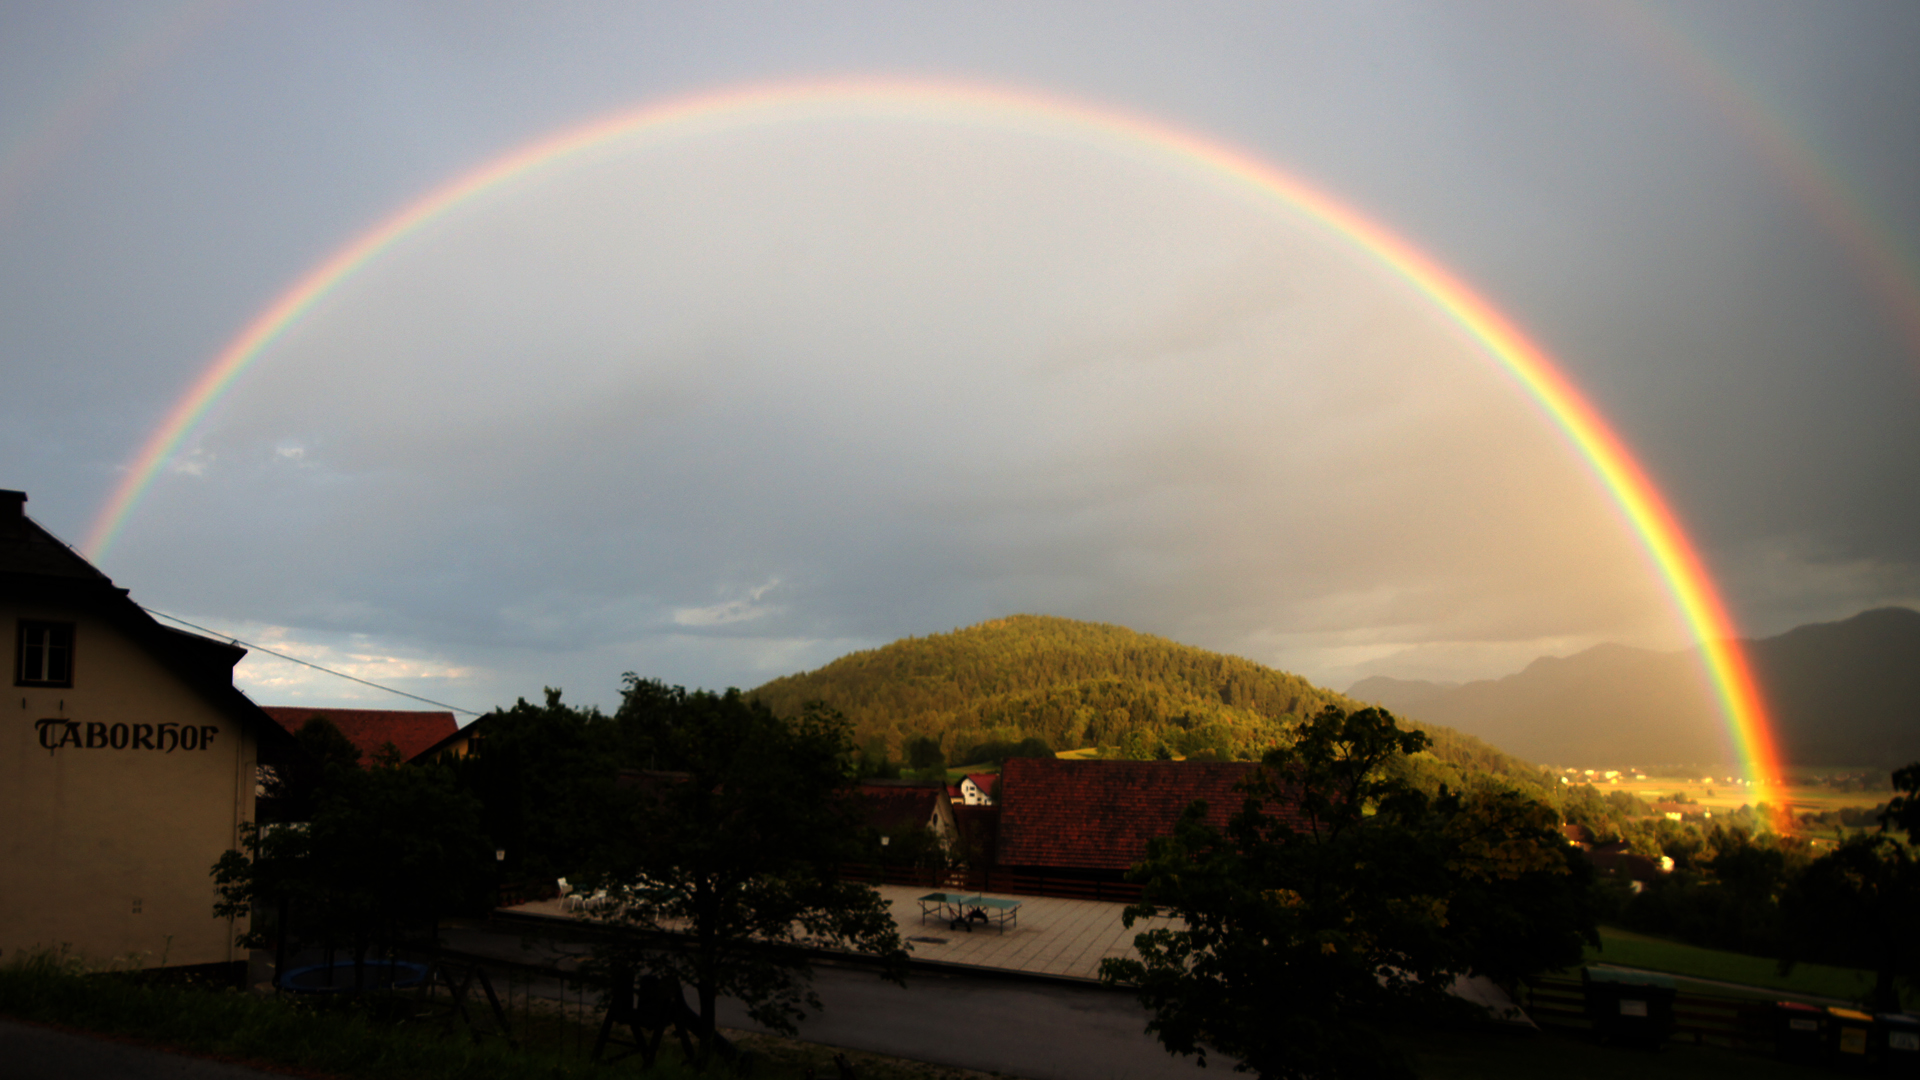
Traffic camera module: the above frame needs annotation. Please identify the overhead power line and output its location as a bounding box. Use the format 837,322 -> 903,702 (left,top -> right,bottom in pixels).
141,606 -> 481,716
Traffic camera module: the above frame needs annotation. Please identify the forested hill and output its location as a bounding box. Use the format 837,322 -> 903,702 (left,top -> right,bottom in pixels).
749,615 -> 1543,785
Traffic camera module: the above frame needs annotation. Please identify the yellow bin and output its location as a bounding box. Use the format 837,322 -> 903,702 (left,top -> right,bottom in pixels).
1828,1007 -> 1875,1062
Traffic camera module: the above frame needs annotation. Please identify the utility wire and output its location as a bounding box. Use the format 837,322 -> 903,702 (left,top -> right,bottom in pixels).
140,606 -> 482,715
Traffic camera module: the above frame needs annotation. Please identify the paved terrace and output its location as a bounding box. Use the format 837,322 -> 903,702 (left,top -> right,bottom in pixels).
498,886 -> 1523,1021
504,884 -> 1173,983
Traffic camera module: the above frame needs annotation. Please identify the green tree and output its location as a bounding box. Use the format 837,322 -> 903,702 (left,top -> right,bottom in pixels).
1777,759 -> 1920,1012
1780,832 -> 1918,1011
588,683 -> 904,1067
1879,761 -> 1920,843
903,734 -> 945,774
1100,706 -> 1593,1080
256,716 -> 364,823
854,735 -> 900,779
449,688 -> 615,885
214,754 -> 494,985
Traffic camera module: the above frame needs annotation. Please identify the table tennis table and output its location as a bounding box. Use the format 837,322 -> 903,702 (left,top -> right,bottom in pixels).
917,891 -> 1021,932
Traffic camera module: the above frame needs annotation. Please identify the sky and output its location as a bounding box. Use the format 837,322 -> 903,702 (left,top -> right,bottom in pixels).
3,1 -> 1917,719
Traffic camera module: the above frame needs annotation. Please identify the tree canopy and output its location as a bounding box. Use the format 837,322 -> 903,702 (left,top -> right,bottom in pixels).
1100,705 -> 1594,1080
586,678 -> 904,1067
213,749 -> 494,982
1880,762 -> 1920,843
1778,760 -> 1920,1012
446,688 -> 617,885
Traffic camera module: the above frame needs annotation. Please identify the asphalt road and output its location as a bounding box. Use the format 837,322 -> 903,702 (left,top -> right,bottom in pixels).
2,922 -> 1220,1080
712,964 -> 1220,1080
440,920 -> 1220,1080
1,971 -> 1213,1080
0,1018 -> 288,1080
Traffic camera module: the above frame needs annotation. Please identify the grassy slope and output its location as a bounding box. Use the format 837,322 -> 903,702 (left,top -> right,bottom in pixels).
751,614 -> 1546,788
1585,925 -> 1907,1007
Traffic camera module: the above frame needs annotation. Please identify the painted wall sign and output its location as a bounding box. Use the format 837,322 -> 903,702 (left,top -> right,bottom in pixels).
34,719 -> 219,753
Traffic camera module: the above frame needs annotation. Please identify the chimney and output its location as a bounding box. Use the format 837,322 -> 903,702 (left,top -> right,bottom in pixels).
0,490 -> 23,518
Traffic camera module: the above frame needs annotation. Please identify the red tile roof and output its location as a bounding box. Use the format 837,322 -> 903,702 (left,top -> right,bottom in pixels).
262,706 -> 459,767
1589,847 -> 1661,883
996,757 -> 1305,871
952,804 -> 999,863
964,773 -> 999,797
858,782 -> 948,833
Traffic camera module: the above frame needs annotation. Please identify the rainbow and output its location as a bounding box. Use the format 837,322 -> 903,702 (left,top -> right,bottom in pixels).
1602,2 -> 1920,375
82,77 -> 1784,799
0,0 -> 232,222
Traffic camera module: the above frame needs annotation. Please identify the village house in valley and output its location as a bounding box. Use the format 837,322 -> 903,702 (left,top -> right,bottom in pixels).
954,772 -> 997,805
1,490 -> 292,969
861,779 -> 959,849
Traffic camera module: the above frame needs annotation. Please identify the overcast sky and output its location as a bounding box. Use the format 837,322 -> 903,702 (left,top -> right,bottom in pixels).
4,1 -> 1917,717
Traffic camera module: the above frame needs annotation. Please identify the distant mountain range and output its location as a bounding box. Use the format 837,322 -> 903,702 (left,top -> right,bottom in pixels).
1349,607 -> 1920,769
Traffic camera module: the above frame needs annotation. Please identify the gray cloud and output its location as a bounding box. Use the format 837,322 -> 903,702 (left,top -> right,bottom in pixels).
2,2 -> 1915,711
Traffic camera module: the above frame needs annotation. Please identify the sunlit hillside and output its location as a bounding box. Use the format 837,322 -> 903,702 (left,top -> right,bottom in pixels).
750,614 -> 1546,789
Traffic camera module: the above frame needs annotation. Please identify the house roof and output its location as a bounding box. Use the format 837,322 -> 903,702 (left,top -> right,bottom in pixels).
995,757 -> 1305,871
964,773 -> 998,793
1589,847 -> 1661,883
953,804 -> 999,863
261,706 -> 459,766
858,782 -> 948,833
0,490 -> 112,582
1,490 -> 288,756
413,712 -> 486,761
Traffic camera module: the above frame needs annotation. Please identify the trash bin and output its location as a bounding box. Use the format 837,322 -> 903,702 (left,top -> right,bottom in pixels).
1828,1007 -> 1875,1069
1827,1006 -> 1873,1060
1583,967 -> 1676,1049
1774,1001 -> 1827,1064
1880,1013 -> 1920,1077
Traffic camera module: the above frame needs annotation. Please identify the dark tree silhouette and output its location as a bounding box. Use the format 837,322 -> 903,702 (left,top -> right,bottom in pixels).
1101,705 -> 1594,1080
589,682 -> 904,1068
1780,832 -> 1918,1012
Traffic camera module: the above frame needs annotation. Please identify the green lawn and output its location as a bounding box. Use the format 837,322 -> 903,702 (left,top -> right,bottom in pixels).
1584,925 -> 1903,1006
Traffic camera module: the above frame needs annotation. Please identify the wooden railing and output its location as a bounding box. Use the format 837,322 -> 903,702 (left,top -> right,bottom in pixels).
980,872 -> 1142,904
838,863 -> 944,888
1522,975 -> 1784,1054
842,864 -> 1143,903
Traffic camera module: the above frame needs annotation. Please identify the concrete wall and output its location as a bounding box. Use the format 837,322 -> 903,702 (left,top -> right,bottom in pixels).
2,600 -> 255,969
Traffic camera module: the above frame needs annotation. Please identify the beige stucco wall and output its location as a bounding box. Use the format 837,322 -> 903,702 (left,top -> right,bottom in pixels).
2,599 -> 256,969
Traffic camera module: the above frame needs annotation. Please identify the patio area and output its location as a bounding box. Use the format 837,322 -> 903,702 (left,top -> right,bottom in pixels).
504,882 -> 1172,983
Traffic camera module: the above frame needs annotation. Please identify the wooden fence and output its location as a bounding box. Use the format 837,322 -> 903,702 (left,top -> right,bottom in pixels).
1522,975 -> 1782,1054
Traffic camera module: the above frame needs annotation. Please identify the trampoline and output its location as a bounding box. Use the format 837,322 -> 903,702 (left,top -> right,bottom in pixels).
279,958 -> 429,994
